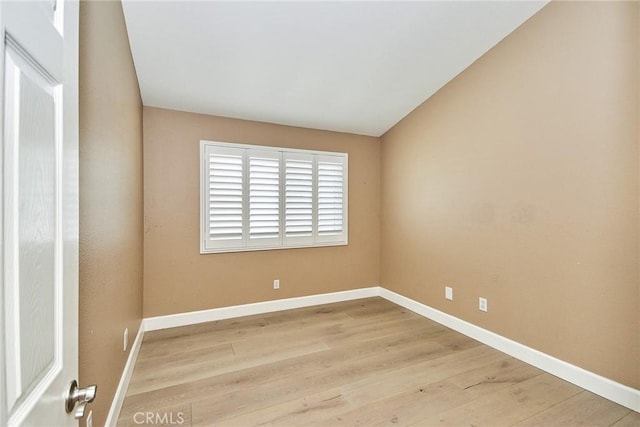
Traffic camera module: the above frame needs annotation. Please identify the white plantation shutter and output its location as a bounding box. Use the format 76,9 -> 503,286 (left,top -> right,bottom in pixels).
201,141 -> 347,253
316,155 -> 346,243
249,150 -> 281,246
284,153 -> 314,244
203,145 -> 245,251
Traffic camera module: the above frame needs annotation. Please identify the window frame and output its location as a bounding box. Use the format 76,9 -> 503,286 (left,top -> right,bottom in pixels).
200,140 -> 348,254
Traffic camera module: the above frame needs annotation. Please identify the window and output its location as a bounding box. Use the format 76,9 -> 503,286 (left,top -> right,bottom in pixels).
200,141 -> 348,253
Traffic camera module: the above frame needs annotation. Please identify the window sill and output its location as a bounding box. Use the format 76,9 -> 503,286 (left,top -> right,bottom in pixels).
200,241 -> 348,254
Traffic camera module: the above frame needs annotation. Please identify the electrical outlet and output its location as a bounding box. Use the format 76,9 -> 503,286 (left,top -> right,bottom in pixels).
445,286 -> 453,301
123,328 -> 128,352
479,297 -> 488,312
86,410 -> 93,427
273,279 -> 280,289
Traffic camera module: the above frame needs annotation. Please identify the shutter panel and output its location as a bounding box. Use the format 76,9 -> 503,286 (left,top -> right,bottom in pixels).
284,153 -> 314,244
316,155 -> 347,243
203,145 -> 245,250
317,156 -> 344,236
248,150 -> 281,245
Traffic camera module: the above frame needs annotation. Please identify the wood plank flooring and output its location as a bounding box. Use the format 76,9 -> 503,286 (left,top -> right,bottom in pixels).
117,298 -> 636,426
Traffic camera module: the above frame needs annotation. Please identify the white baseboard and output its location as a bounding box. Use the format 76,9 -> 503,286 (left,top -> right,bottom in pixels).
105,322 -> 145,427
378,287 -> 640,413
143,287 -> 380,332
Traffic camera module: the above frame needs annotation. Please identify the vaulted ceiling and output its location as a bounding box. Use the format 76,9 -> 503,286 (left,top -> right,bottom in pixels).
122,1 -> 547,137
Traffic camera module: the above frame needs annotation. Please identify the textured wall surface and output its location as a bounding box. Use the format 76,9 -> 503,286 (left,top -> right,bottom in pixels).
381,1 -> 639,388
143,107 -> 380,317
79,1 -> 144,424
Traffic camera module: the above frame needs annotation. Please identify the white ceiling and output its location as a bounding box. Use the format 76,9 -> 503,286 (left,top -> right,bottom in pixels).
122,1 -> 547,137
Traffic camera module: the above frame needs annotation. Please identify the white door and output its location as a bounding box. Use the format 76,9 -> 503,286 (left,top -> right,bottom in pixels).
0,0 -> 82,426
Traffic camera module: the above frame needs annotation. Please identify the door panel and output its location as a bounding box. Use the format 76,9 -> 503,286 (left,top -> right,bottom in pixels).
4,43 -> 59,416
17,59 -> 57,397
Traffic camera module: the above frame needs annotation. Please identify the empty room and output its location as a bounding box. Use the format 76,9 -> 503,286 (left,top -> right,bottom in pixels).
1,0 -> 638,426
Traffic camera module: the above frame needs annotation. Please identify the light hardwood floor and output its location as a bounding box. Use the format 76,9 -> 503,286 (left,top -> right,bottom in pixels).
118,298 -> 638,426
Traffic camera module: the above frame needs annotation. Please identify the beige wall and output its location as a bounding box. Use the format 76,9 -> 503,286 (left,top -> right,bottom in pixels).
143,107 -> 380,317
381,1 -> 639,389
79,1 -> 144,425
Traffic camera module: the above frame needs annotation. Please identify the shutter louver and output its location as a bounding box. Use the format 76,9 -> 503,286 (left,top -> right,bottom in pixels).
208,152 -> 243,242
249,154 -> 280,241
317,160 -> 344,236
285,156 -> 313,238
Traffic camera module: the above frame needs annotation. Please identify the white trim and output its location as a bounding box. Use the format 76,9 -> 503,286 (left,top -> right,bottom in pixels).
200,241 -> 349,255
3,52 -> 22,412
201,140 -> 346,157
105,322 -> 145,427
378,287 -> 640,412
144,287 -> 379,332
